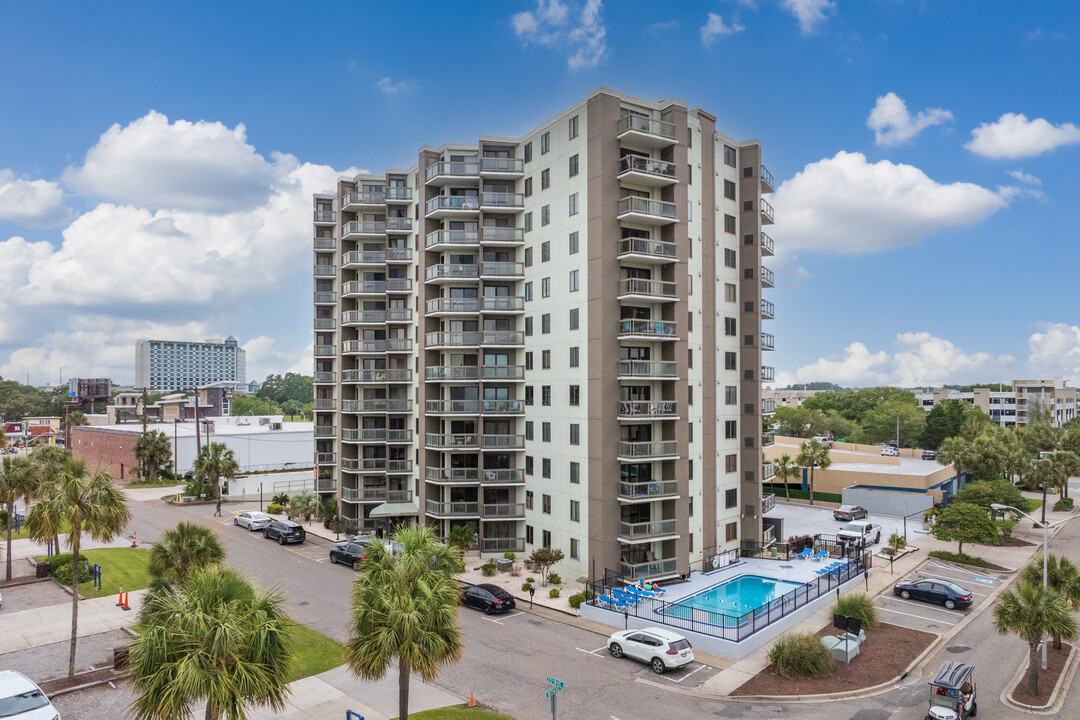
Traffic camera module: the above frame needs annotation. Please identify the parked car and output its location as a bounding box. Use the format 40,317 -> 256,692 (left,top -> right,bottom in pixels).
922,450 -> 938,461
833,505 -> 868,521
0,670 -> 61,719
881,445 -> 900,457
893,578 -> 973,610
462,584 -> 516,615
263,520 -> 306,545
234,511 -> 272,531
837,520 -> 882,546
811,436 -> 833,448
607,627 -> 694,674
329,537 -> 373,568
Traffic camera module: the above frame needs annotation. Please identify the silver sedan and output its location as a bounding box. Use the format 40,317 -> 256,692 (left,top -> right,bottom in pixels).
234,511 -> 272,531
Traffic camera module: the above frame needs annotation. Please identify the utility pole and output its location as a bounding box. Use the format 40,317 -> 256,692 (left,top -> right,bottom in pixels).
174,419 -> 179,480
193,390 -> 202,456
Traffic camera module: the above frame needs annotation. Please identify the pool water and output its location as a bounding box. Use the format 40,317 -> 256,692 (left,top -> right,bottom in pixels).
668,575 -> 804,618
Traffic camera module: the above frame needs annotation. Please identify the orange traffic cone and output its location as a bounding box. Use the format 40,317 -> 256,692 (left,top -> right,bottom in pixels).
122,591 -> 130,611
116,586 -> 125,607
131,530 -> 137,548
469,692 -> 476,708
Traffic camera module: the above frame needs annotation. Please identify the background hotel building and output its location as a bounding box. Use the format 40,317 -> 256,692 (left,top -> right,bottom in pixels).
313,88 -> 776,582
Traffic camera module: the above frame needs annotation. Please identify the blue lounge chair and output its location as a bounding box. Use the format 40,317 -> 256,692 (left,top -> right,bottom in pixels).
599,594 -> 630,609
612,589 -> 638,604
812,550 -> 830,561
794,548 -> 814,560
623,585 -> 656,598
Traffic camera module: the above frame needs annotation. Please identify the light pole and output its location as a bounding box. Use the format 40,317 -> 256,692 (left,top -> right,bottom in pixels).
991,502 -> 1068,670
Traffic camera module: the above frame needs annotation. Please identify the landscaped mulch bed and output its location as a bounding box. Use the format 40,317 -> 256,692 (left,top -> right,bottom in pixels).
40,667 -> 127,695
1009,643 -> 1072,707
731,621 -> 936,696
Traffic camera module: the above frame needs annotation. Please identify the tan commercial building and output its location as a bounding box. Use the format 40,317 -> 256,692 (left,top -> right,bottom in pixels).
313,88 -> 775,582
915,378 -> 1077,428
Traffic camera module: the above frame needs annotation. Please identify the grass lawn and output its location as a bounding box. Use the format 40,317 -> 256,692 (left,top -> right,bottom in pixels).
34,547 -> 151,599
1019,497 -> 1043,514
3,519 -> 72,541
285,622 -> 343,683
125,480 -> 184,489
395,706 -> 516,720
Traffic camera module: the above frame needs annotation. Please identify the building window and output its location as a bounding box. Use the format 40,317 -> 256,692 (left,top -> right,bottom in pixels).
726,488 -> 738,509
542,422 -> 551,442
726,386 -> 737,405
568,115 -> 579,139
526,455 -> 534,474
569,231 -> 579,254
570,462 -> 580,484
688,349 -> 693,369
725,420 -> 737,439
541,132 -> 550,154
541,241 -> 551,262
526,490 -> 534,509
525,386 -> 534,405
542,493 -> 551,513
570,537 -> 579,559
724,248 -> 736,268
542,385 -> 551,405
525,212 -> 533,232
569,153 -> 579,177
525,421 -> 534,440
724,214 -> 736,234
726,283 -> 736,302
569,346 -> 579,367
542,529 -> 551,547
570,424 -> 580,445
569,308 -> 579,330
726,522 -> 738,542
525,351 -> 534,370
541,204 -> 550,227
726,454 -> 737,472
524,142 -> 533,163
743,268 -> 754,279
569,269 -> 579,292
725,351 -> 737,370
526,525 -> 534,544
525,316 -> 533,336
724,317 -> 737,336
724,179 -> 736,200
743,200 -> 753,212
688,311 -> 693,332
570,500 -> 580,522
541,168 -> 550,189
745,234 -> 754,245
724,145 -> 736,167
542,349 -> 551,369
688,386 -> 693,405
569,192 -> 579,216
541,313 -> 551,333
744,334 -> 754,346
524,176 -> 533,197
569,385 -> 580,405
689,459 -> 694,479
524,247 -> 533,267
525,282 -> 533,301
542,279 -> 551,299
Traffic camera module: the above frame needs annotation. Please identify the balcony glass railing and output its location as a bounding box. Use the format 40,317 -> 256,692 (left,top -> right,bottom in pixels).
386,339 -> 412,352
761,366 -> 775,383
617,360 -> 677,378
617,196 -> 677,219
387,459 -> 413,473
481,469 -> 525,484
763,464 -> 776,481
425,500 -> 480,516
313,372 -> 335,385
342,310 -> 384,324
482,503 -> 525,519
342,281 -> 386,295
761,299 -> 775,318
314,398 -> 336,410
343,191 -> 385,206
618,480 -> 679,500
480,262 -> 524,278
760,232 -> 775,255
426,162 -> 479,181
343,487 -> 388,501
387,429 -> 413,443
482,537 -> 526,552
314,265 -> 337,277
481,399 -> 524,414
426,195 -> 480,214
425,400 -> 480,414
426,230 -> 479,247
426,264 -> 479,281
481,331 -> 524,346
343,220 -> 385,235
761,267 -> 775,287
617,114 -> 677,140
760,198 -> 775,223
314,210 -> 336,222
387,247 -> 412,262
314,425 -> 336,437
481,157 -> 524,173
342,251 -> 386,266
617,440 -> 678,458
762,433 -> 775,447
314,291 -> 336,304
426,467 -> 480,483
760,164 -> 775,192
426,298 -> 479,314
314,237 -> 337,250
482,434 -> 525,449
617,278 -> 677,298
425,366 -> 480,381
426,433 -> 480,448
385,187 -> 412,201
426,332 -> 480,347
480,192 -> 524,209
315,452 -> 336,464
617,319 -> 677,338
481,227 -> 524,243
314,318 -> 336,330
314,345 -> 335,356
316,478 -> 337,493
617,237 -> 677,261
619,520 -> 677,540
480,365 -> 525,381
342,428 -> 386,442
386,278 -> 412,292
342,369 -> 412,383
617,400 -> 678,418
618,156 -> 677,179
480,296 -> 524,312
342,399 -> 412,413
619,558 -> 677,580
761,332 -> 775,351
343,340 -> 387,353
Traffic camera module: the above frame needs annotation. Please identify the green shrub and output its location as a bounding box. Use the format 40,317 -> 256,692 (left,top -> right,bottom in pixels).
49,555 -> 93,586
522,582 -> 533,592
888,532 -> 906,550
548,573 -> 562,586
568,591 -> 587,609
266,503 -> 283,514
271,492 -> 290,506
929,550 -> 986,567
768,632 -> 833,678
830,593 -> 879,629
480,561 -> 497,577
0,510 -> 7,527
1054,497 -> 1075,512
503,551 -> 516,561
183,479 -> 212,499
526,576 -> 535,583
548,588 -> 560,599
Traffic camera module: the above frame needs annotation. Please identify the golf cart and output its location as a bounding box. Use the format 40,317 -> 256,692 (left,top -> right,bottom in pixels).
926,661 -> 976,719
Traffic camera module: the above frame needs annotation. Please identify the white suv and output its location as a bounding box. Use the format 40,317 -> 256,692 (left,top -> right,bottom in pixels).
608,627 -> 694,674
0,670 -> 60,719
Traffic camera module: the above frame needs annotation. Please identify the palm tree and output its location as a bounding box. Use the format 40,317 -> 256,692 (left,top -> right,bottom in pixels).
938,435 -> 975,486
135,430 -> 172,483
24,458 -> 130,678
773,453 -> 796,502
993,582 -> 1078,695
30,445 -> 69,552
0,457 -> 39,580
193,442 -> 238,500
288,490 -> 318,523
795,439 -> 831,506
345,525 -> 464,720
128,564 -> 292,720
1021,554 -> 1080,650
1051,450 -> 1080,502
1004,440 -> 1033,488
147,522 -> 225,586
446,524 -> 474,552
1030,452 -> 1078,525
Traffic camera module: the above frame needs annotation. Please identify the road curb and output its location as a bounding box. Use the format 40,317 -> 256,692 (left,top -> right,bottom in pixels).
1000,642 -> 1078,715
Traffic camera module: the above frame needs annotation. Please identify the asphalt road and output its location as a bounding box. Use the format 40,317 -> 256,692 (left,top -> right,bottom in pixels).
119,495 -> 1078,720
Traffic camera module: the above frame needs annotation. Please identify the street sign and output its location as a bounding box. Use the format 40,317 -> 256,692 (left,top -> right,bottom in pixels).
546,688 -> 558,698
546,677 -> 565,689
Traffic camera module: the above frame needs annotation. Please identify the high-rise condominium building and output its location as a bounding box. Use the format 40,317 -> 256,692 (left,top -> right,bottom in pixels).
313,88 -> 776,582
135,336 -> 246,392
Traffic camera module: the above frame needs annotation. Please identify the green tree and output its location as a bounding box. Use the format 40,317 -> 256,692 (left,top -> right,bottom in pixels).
0,378 -> 52,420
993,582 -> 1078,696
135,430 -> 172,482
959,406 -> 995,441
527,546 -> 565,586
317,495 -> 338,527
0,457 -> 38,581
772,406 -> 823,438
24,458 -> 131,678
921,399 -> 970,450
801,391 -> 839,414
147,522 -> 226,586
1020,424 -> 1062,455
194,442 -> 239,500
836,387 -> 918,424
1004,438 -> 1034,488
968,433 -> 1008,480
257,373 -> 313,405
931,502 -> 997,554
288,490 -> 318,523
445,524 -> 474,552
129,564 -> 293,720
823,413 -> 857,441
1020,554 -> 1080,650
281,400 -> 302,419
230,395 -> 280,417
938,435 -> 976,485
860,400 -> 926,447
952,477 -> 1025,511
772,453 -> 797,501
345,525 -> 463,720
1030,452 -> 1078,523
795,439 -> 831,506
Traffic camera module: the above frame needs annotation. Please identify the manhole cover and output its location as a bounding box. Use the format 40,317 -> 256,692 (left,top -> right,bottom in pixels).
946,645 -> 971,654
297,601 -> 310,606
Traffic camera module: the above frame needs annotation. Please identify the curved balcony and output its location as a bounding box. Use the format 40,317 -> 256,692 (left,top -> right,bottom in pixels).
426,332 -> 480,349
616,440 -> 679,461
426,433 -> 480,450
480,262 -> 524,280
618,480 -> 680,503
617,278 -> 678,302
482,434 -> 525,450
425,195 -> 480,219
616,360 -> 678,380
426,263 -> 479,283
617,400 -> 679,420
425,500 -> 480,518
480,192 -> 524,213
481,503 -> 525,520
481,399 -> 524,415
480,365 -> 525,381
617,319 -> 678,341
618,520 -> 679,543
425,399 -> 480,415
481,227 -> 525,245
616,237 -> 678,264
342,220 -> 385,238
342,250 -> 386,267
480,157 -> 524,177
342,191 -> 384,209
342,368 -> 412,384
617,156 -> 678,187
617,196 -> 677,225
426,298 -> 479,315
342,280 -> 386,297
616,115 -> 677,148
425,366 -> 480,382
481,331 -> 524,347
426,161 -> 479,186
426,230 -> 479,250
480,296 -> 524,313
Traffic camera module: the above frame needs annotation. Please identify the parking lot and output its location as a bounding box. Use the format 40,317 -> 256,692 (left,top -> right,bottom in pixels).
873,559 -> 1003,634
767,500 -> 931,545
214,512 -> 345,565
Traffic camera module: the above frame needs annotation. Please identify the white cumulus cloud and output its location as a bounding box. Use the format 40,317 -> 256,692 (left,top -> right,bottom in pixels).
965,113 -> 1080,159
512,0 -> 607,70
866,92 -> 953,146
1006,169 -> 1042,186
700,13 -> 745,47
375,77 -> 410,94
1027,323 -> 1080,384
0,170 -> 72,227
781,0 -> 835,35
772,151 -> 1016,254
244,336 -> 314,382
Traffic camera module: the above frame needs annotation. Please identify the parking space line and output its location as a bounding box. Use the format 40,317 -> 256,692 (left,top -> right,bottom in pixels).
500,611 -> 525,621
881,596 -> 966,616
660,663 -> 710,684
481,616 -> 504,625
910,575 -> 990,596
575,645 -> 609,656
876,606 -> 957,625
927,561 -> 1002,579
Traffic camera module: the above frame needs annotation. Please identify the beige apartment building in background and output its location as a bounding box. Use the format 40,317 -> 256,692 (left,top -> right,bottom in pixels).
312,88 -> 776,582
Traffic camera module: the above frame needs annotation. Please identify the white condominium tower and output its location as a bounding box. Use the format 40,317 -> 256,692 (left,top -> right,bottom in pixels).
135,336 -> 246,393
313,88 -> 776,582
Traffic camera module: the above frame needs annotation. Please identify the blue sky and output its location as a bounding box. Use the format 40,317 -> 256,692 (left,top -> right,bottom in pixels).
1,0 -> 1078,387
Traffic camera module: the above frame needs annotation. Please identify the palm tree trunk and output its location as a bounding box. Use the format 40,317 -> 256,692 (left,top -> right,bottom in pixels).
6,514 -> 12,581
398,658 -> 411,720
1054,633 -> 1063,651
68,534 -> 80,678
809,467 -> 815,506
204,702 -> 216,720
1028,640 -> 1040,695
784,472 -> 791,501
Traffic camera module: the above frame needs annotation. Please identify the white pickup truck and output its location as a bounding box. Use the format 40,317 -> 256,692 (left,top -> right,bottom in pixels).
836,520 -> 882,546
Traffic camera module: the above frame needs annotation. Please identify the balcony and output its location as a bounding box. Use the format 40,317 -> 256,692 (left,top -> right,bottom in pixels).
387,247 -> 412,263
616,114 -> 677,148
617,319 -> 678,341
617,400 -> 678,420
762,398 -> 775,414
315,452 -> 336,466
482,434 -> 525,450
761,366 -> 775,383
342,250 -> 386,267
616,237 -> 678,264
342,191 -> 384,209
387,459 -> 413,473
425,195 -> 480,219
341,458 -> 387,473
481,537 -> 525,553
479,262 -> 524,280
314,210 -> 336,224
618,520 -> 678,543
481,469 -> 525,485
385,217 -> 412,232
763,462 -> 776,481
387,278 -> 412,292
760,232 -> 774,257
480,157 -> 524,177
314,372 -> 335,385
762,493 -> 776,514
482,503 -> 525,520
426,161 -> 479,186
617,360 -> 678,380
385,187 -> 412,203
314,236 -> 337,251
617,156 -> 678,186
387,339 -> 412,353
425,400 -> 479,415
314,398 -> 336,411
481,226 -> 525,245
426,229 -> 479,250
480,365 -> 525,381
618,480 -> 680,503
425,500 -> 480,517
619,558 -> 678,581
426,332 -> 480,349
617,278 -> 678,302
342,220 -> 385,238
426,298 -> 479,315
342,280 -> 386,296
342,399 -> 412,414
314,317 -> 336,330
342,428 -> 387,443
342,309 -> 413,325
480,296 -> 524,313
316,478 -> 337,493
314,291 -> 337,305
761,332 -> 775,351
425,366 -> 480,382
760,164 -> 775,194
342,487 -> 388,502
481,331 -> 524,347
314,264 -> 337,279
426,263 -> 479,283
387,429 -> 413,444
314,344 -> 335,357
481,399 -> 524,415
426,433 -> 480,450
762,433 -> 775,447
760,198 -> 775,225
343,340 -> 388,354
760,267 -> 775,288
426,468 -> 480,485
617,440 -> 678,461
616,196 -> 677,225
480,193 -> 524,212
342,368 -> 412,384
761,299 -> 775,319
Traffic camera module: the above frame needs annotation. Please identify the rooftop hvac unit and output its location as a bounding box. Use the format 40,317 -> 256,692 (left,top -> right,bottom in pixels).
270,422 -> 283,431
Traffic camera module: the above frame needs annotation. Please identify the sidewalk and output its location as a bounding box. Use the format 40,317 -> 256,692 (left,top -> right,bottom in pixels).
0,590 -> 146,654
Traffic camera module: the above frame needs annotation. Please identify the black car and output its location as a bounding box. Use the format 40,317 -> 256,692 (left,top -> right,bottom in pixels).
263,520 -> 306,545
330,538 -> 372,569
462,584 -> 516,615
893,578 -> 973,609
922,450 -> 938,461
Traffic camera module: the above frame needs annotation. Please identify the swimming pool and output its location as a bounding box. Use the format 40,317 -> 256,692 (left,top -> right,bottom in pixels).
665,575 -> 804,620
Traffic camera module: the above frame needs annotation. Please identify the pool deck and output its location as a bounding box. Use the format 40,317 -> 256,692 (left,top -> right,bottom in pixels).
660,556 -> 852,605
